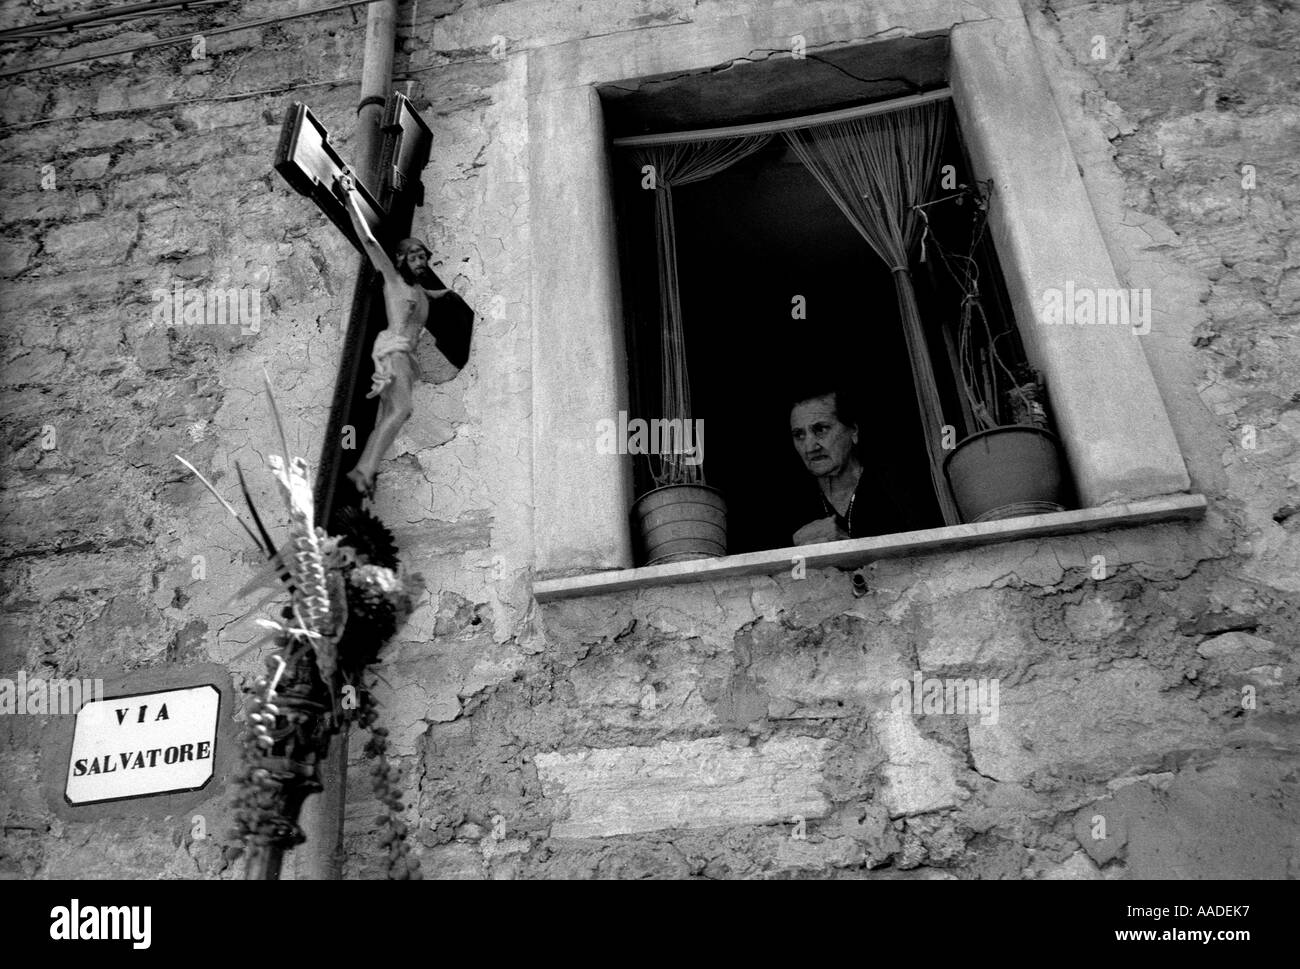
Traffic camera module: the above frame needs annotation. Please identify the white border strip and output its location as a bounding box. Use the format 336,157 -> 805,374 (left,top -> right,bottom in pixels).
534,494 -> 1207,601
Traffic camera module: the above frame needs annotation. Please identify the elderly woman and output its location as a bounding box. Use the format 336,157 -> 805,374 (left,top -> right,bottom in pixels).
788,388 -> 914,546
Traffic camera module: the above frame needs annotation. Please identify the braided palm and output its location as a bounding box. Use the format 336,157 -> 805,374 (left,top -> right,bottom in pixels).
267,454 -> 337,684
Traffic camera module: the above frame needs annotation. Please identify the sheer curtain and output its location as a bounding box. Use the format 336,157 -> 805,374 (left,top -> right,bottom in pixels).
632,135 -> 772,485
783,101 -> 960,525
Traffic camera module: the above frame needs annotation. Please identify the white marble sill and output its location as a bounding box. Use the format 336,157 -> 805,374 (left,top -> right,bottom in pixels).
533,494 -> 1208,602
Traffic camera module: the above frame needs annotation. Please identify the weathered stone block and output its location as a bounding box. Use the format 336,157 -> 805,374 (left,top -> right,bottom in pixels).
968,664 -> 1219,783
0,189 -> 101,224
20,549 -> 149,598
39,213 -> 137,268
419,842 -> 487,880
568,638 -> 727,731
819,801 -> 900,866
1076,759 -> 1297,878
875,714 -> 966,817
535,736 -> 832,838
746,615 -> 911,717
1197,630 -> 1283,661
113,174 -> 174,207
1038,850 -> 1104,880
1,348 -> 67,386
1063,595 -> 1128,643
379,678 -> 460,752
774,833 -> 865,872
0,238 -> 36,276
67,154 -> 111,182
914,588 -> 1042,670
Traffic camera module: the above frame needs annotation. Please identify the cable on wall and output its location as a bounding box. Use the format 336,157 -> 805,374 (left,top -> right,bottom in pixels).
0,0 -> 379,78
0,1 -> 234,40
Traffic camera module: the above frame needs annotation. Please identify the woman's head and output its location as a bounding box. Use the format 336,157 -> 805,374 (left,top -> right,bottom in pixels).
789,388 -> 859,479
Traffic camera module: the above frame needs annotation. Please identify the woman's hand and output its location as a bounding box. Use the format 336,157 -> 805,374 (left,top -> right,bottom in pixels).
793,515 -> 849,546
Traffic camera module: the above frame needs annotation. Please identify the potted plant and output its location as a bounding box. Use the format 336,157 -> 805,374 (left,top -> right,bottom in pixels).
943,360 -> 1068,523
630,415 -> 727,566
625,306 -> 726,564
929,182 -> 1069,523
622,159 -> 730,565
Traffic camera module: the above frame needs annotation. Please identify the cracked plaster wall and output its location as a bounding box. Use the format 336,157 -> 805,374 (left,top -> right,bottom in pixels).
1,0 -> 1297,880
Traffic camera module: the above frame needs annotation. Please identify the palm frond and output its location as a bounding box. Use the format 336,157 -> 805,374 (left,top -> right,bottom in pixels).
230,538 -> 298,603
235,462 -> 282,564
174,455 -> 267,556
262,368 -> 293,469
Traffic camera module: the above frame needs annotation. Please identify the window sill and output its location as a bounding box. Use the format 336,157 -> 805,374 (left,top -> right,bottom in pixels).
533,494 -> 1207,602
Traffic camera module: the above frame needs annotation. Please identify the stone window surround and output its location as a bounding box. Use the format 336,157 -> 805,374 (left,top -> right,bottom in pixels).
527,0 -> 1197,597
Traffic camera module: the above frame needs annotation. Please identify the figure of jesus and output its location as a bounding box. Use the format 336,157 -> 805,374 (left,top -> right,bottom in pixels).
336,172 -> 454,497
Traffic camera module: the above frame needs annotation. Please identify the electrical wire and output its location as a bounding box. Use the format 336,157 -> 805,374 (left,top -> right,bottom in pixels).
0,1 -> 233,40
0,0 -> 378,78
0,74 -> 356,134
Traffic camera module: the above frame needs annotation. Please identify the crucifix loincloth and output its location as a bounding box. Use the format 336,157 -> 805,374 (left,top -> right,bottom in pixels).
367,328 -> 421,399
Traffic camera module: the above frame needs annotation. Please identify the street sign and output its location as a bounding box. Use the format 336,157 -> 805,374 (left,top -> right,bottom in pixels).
64,684 -> 221,806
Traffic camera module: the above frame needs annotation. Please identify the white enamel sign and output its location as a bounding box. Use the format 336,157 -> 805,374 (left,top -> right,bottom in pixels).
65,684 -> 221,805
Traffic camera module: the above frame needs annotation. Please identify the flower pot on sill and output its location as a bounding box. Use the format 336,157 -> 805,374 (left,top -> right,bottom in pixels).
632,484 -> 727,565
942,426 -> 1067,524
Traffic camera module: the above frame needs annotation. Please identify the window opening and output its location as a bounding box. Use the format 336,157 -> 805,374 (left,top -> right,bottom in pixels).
610,88 -> 1069,562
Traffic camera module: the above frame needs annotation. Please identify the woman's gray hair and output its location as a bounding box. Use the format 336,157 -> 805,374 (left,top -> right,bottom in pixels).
788,386 -> 859,430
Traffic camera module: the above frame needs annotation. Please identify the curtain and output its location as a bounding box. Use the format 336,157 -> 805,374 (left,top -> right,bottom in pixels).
783,101 -> 961,525
632,135 -> 772,485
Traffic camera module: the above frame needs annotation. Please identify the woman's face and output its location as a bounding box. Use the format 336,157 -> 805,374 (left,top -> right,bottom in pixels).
790,394 -> 858,478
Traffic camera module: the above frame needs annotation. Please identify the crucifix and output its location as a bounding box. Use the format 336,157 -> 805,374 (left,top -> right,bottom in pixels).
274,94 -> 474,516
248,94 -> 473,882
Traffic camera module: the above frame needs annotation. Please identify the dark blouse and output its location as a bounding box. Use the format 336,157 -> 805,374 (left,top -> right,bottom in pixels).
787,471 -> 921,544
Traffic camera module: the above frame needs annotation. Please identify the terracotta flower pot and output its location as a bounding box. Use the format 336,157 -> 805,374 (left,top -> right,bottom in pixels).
943,426 -> 1067,523
632,484 -> 727,565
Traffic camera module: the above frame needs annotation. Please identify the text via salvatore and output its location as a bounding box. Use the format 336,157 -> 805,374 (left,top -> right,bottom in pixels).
65,685 -> 221,805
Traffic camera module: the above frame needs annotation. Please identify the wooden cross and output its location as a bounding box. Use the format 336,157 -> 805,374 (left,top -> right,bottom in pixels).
252,94 -> 475,883
274,94 -> 474,524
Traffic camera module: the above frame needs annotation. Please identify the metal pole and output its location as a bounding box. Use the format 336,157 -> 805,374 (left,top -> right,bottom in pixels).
294,0 -> 397,882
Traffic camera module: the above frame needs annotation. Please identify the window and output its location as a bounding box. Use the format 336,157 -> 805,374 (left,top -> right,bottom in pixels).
606,78 -> 1069,561
527,10 -> 1196,592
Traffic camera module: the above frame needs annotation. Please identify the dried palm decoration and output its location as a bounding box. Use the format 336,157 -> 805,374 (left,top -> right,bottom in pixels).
175,372 -> 422,879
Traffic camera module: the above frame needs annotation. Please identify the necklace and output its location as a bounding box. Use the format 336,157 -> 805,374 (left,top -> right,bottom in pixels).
820,482 -> 857,535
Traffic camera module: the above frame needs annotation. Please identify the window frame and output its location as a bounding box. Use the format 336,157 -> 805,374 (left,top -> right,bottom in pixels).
526,4 -> 1196,589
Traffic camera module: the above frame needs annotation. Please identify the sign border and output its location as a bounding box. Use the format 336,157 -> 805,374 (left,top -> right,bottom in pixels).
41,663 -> 239,823
63,683 -> 223,808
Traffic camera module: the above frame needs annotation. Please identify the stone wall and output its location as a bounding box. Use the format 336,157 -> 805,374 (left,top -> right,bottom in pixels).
0,0 -> 1296,880
0,0 -> 374,877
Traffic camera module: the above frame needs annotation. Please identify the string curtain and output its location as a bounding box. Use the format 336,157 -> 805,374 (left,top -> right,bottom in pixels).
783,101 -> 961,525
632,135 -> 773,485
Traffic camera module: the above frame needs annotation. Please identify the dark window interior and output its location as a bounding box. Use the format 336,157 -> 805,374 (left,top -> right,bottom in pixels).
606,44 -> 1029,556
